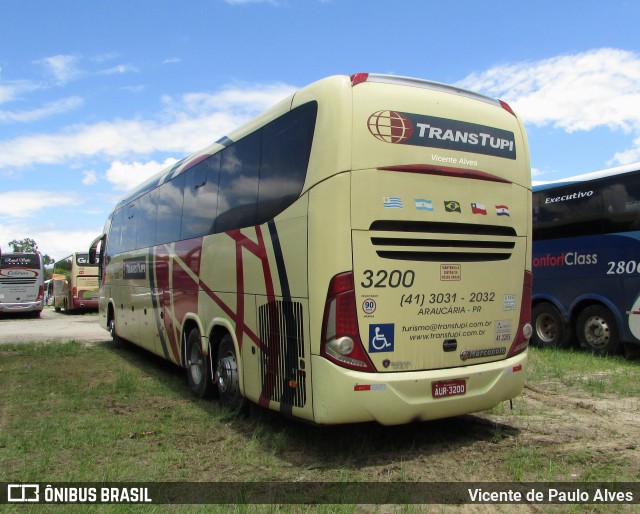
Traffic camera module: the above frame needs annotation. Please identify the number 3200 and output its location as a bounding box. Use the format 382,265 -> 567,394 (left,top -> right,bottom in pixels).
361,269 -> 415,288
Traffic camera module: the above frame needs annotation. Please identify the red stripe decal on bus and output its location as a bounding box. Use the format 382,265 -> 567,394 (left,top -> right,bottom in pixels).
225,226 -> 281,409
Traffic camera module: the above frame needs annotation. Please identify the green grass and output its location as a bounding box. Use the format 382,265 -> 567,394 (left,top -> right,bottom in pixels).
1,342 -> 639,511
527,346 -> 640,398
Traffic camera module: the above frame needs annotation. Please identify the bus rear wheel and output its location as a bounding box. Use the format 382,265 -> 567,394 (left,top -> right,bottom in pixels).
215,334 -> 245,412
532,303 -> 569,348
577,305 -> 620,355
186,328 -> 215,398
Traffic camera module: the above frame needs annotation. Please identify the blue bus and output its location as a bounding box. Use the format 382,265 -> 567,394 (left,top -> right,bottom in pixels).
532,162 -> 640,356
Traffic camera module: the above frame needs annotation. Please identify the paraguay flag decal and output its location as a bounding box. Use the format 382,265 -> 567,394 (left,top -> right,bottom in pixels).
495,205 -> 510,216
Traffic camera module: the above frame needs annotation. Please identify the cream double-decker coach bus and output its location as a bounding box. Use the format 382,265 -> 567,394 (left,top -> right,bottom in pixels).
90,73 -> 532,425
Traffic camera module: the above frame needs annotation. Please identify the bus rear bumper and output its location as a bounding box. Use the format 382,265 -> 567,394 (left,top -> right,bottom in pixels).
0,302 -> 43,313
310,351 -> 527,425
72,298 -> 99,310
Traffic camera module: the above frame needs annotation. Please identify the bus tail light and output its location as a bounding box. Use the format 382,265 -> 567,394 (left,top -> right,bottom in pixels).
350,73 -> 369,86
36,285 -> 44,302
499,100 -> 516,116
72,287 -> 78,298
507,271 -> 533,357
321,272 -> 376,372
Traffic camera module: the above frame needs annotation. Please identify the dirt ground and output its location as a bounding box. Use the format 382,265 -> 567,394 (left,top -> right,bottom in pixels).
0,308 -> 109,344
374,381 -> 640,483
513,383 -> 640,476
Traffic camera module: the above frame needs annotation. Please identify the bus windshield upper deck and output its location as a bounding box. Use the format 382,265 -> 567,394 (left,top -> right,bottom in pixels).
90,73 -> 532,425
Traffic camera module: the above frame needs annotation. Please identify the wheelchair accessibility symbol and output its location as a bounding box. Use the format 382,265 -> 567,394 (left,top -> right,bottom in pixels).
369,324 -> 395,353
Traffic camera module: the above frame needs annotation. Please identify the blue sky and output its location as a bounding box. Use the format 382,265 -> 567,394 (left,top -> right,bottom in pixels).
1,0 -> 640,260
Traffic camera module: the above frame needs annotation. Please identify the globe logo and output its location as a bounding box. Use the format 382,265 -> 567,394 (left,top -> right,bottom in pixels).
367,110 -> 414,144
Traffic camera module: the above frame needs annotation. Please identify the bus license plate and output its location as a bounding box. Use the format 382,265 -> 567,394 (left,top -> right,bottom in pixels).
432,379 -> 466,399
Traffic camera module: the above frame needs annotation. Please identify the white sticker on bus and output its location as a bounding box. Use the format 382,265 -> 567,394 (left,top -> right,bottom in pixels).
628,296 -> 640,340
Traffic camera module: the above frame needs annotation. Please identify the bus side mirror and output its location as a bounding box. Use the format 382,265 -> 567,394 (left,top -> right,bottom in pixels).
88,234 -> 104,265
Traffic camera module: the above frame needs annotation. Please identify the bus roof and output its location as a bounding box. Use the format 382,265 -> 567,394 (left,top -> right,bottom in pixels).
111,73 -> 519,212
533,161 -> 640,191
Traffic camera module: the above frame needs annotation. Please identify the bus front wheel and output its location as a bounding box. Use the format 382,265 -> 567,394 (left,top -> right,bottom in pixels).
532,303 -> 569,348
186,328 -> 215,398
215,335 -> 245,412
109,313 -> 125,346
577,305 -> 620,355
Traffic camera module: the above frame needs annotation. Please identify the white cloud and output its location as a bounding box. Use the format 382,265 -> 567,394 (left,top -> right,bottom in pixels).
456,48 -> 640,166
611,138 -> 640,164
176,82 -> 295,116
0,82 -> 296,170
105,158 -> 179,191
0,224 -> 102,262
0,96 -> 83,123
0,190 -> 78,218
0,190 -> 105,258
531,167 -> 543,179
38,54 -> 82,84
457,48 -> 640,132
99,64 -> 139,76
91,52 -> 120,63
0,80 -> 41,104
82,170 -> 98,185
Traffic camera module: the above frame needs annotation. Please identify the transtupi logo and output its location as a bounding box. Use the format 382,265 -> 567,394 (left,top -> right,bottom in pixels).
366,110 -> 517,159
367,111 -> 414,144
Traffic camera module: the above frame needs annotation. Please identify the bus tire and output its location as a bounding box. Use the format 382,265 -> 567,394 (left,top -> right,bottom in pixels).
186,328 -> 215,398
215,334 -> 246,412
109,314 -> 125,346
576,305 -> 620,355
532,303 -> 569,348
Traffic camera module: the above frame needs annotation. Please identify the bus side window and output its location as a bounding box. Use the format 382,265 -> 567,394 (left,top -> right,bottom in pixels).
107,208 -> 124,255
215,131 -> 261,233
602,178 -> 640,233
156,173 -> 186,245
536,187 -> 603,240
257,101 -> 317,224
181,153 -> 221,239
120,203 -> 138,253
136,189 -> 159,249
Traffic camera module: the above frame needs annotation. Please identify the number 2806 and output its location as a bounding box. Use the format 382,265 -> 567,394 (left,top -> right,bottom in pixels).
361,269 -> 415,288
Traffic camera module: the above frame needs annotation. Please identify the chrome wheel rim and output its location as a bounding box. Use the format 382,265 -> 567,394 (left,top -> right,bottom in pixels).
189,344 -> 203,385
584,316 -> 610,349
216,353 -> 238,395
535,313 -> 557,344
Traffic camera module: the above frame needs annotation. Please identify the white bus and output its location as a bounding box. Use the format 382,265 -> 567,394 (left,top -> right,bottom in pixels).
0,252 -> 45,317
90,73 -> 532,425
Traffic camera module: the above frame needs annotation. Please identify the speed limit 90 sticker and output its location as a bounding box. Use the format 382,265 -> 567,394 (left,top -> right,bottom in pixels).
362,298 -> 377,314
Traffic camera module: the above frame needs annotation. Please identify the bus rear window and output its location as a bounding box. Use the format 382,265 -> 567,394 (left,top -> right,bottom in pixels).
1,254 -> 41,268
